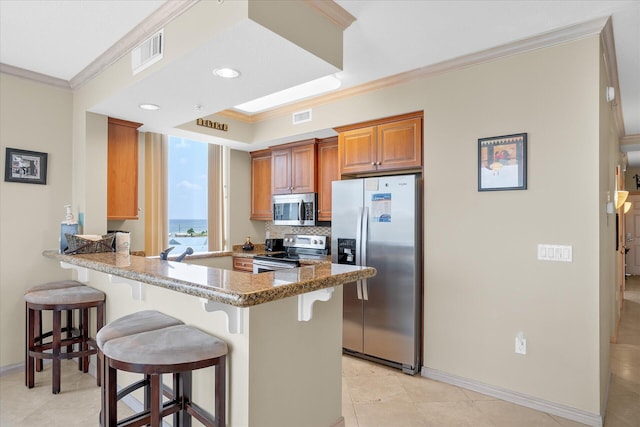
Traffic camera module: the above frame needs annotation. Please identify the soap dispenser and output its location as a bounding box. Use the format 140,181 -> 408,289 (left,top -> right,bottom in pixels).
60,205 -> 79,253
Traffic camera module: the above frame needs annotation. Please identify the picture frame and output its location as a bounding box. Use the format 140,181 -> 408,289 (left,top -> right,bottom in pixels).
4,147 -> 48,185
478,133 -> 527,191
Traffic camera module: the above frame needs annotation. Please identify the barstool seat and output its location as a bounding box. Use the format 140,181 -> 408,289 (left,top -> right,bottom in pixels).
96,310 -> 184,349
25,281 -> 105,394
100,314 -> 227,427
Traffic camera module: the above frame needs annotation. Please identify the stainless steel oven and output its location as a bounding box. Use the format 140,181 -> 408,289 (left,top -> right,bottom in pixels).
252,256 -> 299,273
272,193 -> 317,226
253,234 -> 328,273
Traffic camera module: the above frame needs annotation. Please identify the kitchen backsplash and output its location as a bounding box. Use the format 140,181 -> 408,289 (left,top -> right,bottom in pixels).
264,223 -> 331,239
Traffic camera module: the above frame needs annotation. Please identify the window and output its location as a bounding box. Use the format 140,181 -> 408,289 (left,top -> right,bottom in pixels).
167,137 -> 209,253
165,136 -> 228,255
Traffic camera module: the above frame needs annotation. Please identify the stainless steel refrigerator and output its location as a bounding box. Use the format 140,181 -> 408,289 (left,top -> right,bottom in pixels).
331,174 -> 422,374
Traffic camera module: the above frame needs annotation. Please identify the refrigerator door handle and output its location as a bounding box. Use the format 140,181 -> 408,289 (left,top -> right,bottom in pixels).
356,207 -> 364,266
360,207 -> 369,300
356,280 -> 363,300
361,207 -> 369,267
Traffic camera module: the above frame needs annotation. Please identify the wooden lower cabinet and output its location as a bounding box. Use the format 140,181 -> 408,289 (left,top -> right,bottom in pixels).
233,257 -> 254,272
317,136 -> 339,222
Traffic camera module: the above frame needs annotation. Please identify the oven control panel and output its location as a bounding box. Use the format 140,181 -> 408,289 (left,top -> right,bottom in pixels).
283,234 -> 327,250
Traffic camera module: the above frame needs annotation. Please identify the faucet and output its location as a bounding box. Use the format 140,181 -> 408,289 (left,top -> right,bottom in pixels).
175,247 -> 194,262
160,247 -> 174,260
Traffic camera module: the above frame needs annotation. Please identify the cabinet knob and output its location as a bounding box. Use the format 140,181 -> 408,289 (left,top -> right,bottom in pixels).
371,162 -> 376,166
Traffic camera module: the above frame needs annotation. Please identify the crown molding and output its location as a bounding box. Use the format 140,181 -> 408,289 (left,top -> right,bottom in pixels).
303,0 -> 356,30
217,15 -> 611,124
0,63 -> 71,90
622,135 -> 640,146
69,0 -> 197,90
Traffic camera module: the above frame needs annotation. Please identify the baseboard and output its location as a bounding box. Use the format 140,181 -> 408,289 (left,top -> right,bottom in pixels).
421,366 -> 603,427
0,362 -> 26,377
601,372 -> 611,419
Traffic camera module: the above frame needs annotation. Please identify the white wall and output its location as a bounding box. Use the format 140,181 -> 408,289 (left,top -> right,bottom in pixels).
0,74 -> 74,367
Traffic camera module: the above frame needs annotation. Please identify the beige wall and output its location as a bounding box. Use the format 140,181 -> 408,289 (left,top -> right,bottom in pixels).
421,37 -> 604,413
0,74 -> 74,367
228,149 -> 265,248
0,28 -> 617,422
243,36 -> 612,415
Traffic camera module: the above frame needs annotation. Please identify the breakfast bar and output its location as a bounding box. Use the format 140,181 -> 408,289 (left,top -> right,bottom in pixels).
42,250 -> 375,427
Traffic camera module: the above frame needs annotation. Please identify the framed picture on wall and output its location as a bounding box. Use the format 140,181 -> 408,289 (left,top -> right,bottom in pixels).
478,133 -> 527,191
4,147 -> 48,185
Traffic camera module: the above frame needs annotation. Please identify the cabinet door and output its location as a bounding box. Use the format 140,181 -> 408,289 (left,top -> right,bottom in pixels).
317,137 -> 338,222
290,143 -> 317,194
338,126 -> 377,175
251,150 -> 272,220
107,118 -> 141,220
376,117 -> 422,172
271,148 -> 292,195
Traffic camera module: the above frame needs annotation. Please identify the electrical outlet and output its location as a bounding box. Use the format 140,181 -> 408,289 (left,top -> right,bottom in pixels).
515,332 -> 526,355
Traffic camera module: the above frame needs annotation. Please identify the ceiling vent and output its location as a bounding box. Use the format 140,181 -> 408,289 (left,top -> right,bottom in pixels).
292,109 -> 312,125
132,29 -> 164,75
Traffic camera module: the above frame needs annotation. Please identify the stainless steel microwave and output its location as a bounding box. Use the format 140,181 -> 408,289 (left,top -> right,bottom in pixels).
272,193 -> 317,226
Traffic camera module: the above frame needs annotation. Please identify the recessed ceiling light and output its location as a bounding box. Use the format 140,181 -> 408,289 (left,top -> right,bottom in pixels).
213,67 -> 241,79
139,103 -> 160,111
235,75 -> 341,113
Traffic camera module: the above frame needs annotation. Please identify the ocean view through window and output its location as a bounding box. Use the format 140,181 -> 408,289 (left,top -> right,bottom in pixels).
168,136 -> 208,253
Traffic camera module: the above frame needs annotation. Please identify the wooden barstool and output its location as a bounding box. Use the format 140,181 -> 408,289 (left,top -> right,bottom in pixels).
24,281 -> 105,394
95,310 -> 184,427
100,319 -> 227,427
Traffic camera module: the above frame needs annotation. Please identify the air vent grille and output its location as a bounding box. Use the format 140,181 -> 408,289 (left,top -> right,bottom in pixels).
132,30 -> 164,75
292,109 -> 312,125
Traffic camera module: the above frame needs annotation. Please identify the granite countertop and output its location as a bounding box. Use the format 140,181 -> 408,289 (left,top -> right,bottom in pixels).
42,250 -> 375,308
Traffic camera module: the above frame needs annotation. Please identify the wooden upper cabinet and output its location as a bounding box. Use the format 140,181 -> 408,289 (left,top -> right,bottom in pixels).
376,118 -> 422,172
271,140 -> 317,195
317,136 -> 338,222
336,112 -> 423,175
107,117 -> 142,220
338,126 -> 377,175
250,149 -> 272,220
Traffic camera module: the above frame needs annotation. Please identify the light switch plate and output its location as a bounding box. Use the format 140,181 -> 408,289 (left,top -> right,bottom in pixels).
537,244 -> 572,262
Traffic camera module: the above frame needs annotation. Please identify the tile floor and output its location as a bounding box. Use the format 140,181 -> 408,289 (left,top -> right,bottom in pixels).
1,279 -> 639,426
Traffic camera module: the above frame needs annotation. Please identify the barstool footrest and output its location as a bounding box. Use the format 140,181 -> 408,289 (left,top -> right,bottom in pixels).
185,400 -> 217,427
116,378 -> 149,402
117,400 -> 181,427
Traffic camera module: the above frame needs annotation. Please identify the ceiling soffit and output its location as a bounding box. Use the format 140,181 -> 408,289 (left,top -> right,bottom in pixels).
188,15 -> 620,150
89,0 -> 349,137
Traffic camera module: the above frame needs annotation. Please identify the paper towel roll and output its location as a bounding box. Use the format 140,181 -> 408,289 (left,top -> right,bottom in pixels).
115,232 -> 130,253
